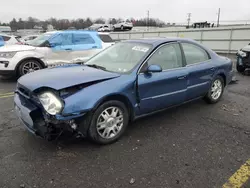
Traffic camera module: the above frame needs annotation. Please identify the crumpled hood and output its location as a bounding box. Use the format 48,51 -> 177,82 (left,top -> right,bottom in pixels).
18,65 -> 120,91
242,44 -> 250,52
0,44 -> 35,52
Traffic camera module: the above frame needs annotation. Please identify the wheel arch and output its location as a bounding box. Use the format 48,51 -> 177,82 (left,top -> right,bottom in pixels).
217,72 -> 226,86
93,94 -> 135,121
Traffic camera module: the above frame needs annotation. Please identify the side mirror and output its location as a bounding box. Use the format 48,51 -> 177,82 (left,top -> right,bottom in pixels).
147,64 -> 162,73
44,40 -> 59,48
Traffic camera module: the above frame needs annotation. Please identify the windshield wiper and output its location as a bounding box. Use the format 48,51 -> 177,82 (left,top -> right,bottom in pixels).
86,64 -> 106,71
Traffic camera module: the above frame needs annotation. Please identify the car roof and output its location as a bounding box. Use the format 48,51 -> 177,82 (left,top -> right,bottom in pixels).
46,30 -> 99,35
0,33 -> 13,37
124,37 -> 196,46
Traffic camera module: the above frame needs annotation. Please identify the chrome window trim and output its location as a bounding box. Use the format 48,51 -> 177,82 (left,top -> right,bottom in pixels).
185,59 -> 212,67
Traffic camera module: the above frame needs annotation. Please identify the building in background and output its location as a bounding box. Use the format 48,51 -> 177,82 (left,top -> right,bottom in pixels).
0,26 -> 11,32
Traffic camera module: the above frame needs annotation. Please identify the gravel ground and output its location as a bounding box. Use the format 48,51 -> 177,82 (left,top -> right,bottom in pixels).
0,55 -> 250,188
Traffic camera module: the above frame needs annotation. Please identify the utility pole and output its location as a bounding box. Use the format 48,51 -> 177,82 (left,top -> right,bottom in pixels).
187,13 -> 191,28
217,8 -> 220,27
147,10 -> 149,31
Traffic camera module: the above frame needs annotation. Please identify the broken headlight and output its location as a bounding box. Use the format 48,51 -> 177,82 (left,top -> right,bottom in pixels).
38,92 -> 63,115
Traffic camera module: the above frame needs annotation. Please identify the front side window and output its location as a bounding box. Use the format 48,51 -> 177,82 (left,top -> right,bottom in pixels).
85,42 -> 152,73
147,43 -> 183,70
61,33 -> 73,46
181,43 -> 210,65
73,33 -> 95,45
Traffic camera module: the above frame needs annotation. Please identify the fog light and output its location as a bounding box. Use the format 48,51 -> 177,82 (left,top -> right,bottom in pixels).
0,61 -> 9,68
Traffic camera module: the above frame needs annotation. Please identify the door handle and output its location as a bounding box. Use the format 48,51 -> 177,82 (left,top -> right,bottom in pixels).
65,48 -> 72,51
92,46 -> 97,49
177,75 -> 187,80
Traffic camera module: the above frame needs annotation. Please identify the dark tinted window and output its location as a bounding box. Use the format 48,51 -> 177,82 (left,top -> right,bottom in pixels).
73,33 -> 95,45
182,43 -> 210,65
98,34 -> 113,43
148,43 -> 183,70
0,36 -> 11,41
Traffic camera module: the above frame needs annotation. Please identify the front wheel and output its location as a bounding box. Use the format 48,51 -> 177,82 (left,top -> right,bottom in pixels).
18,59 -> 43,77
88,100 -> 129,145
204,75 -> 224,104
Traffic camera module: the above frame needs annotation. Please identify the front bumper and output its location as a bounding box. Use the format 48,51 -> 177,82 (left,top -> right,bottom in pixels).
14,92 -> 87,140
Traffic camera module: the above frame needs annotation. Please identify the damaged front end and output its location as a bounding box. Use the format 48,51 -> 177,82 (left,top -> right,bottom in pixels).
14,84 -> 91,141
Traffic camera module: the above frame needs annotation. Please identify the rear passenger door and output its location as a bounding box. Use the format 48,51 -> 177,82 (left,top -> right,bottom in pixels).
181,42 -> 215,101
71,32 -> 103,61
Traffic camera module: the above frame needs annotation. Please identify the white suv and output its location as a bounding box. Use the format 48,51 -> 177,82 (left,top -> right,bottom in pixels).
113,21 -> 133,31
0,33 -> 21,46
0,31 -> 114,78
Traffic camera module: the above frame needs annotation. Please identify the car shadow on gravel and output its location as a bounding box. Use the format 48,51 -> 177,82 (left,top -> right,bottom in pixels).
0,76 -> 17,83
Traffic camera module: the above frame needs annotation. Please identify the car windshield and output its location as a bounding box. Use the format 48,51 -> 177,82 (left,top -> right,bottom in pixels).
28,33 -> 53,46
85,42 -> 152,73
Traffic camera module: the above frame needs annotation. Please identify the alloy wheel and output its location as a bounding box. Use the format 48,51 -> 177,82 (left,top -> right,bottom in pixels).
96,106 -> 124,139
211,79 -> 223,100
22,61 -> 41,75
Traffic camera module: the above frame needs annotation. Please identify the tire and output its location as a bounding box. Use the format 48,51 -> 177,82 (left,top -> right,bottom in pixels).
88,100 -> 129,145
18,59 -> 43,77
236,64 -> 245,73
204,75 -> 224,104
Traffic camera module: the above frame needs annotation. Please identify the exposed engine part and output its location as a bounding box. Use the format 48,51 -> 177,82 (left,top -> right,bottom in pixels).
68,120 -> 78,130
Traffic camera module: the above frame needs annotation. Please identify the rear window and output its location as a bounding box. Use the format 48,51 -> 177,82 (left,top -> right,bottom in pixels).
98,34 -> 113,43
0,36 -> 11,41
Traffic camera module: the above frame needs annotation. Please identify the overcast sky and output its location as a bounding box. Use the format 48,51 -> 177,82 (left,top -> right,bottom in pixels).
1,0 -> 250,23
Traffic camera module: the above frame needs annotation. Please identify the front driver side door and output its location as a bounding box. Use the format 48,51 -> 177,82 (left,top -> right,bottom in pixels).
46,33 -> 73,66
137,42 -> 188,115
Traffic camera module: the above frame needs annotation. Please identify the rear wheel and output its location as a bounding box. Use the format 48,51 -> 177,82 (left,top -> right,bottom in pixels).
204,75 -> 224,104
88,100 -> 129,145
18,59 -> 43,77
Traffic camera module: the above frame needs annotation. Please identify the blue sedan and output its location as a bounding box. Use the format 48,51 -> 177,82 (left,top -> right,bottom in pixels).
14,38 -> 234,144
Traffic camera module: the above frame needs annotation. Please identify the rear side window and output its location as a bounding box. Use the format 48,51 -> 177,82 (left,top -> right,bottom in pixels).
73,33 -> 95,45
181,43 -> 210,65
1,36 -> 11,41
98,34 -> 113,43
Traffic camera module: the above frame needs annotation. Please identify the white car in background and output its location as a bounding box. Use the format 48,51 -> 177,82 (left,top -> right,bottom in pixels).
0,33 -> 21,45
19,35 -> 39,44
113,21 -> 133,31
97,25 -> 111,32
0,31 -> 114,78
